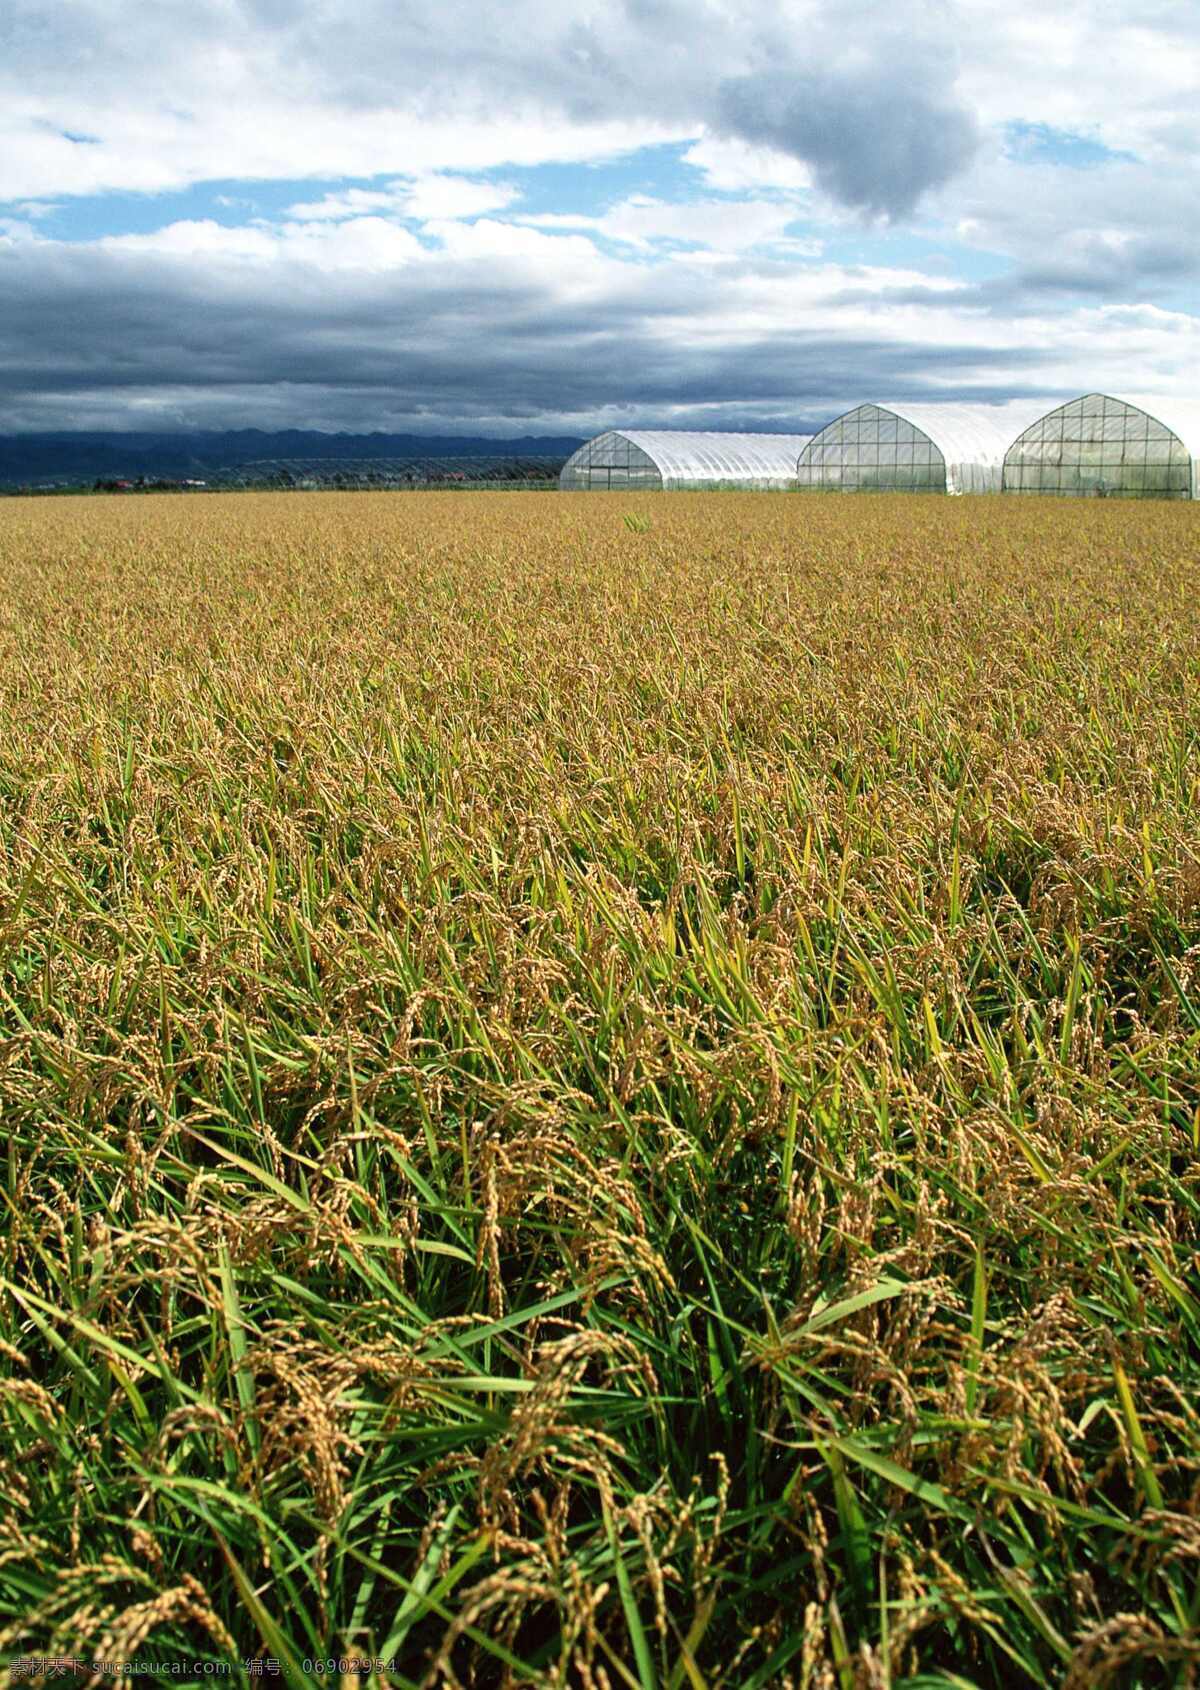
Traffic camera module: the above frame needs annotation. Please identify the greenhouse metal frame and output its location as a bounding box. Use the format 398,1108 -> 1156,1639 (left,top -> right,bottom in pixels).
560,402 -> 1200,501
795,402 -> 1046,495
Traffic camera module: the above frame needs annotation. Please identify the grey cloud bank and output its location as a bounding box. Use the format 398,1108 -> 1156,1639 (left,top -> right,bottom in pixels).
0,228 -> 1104,435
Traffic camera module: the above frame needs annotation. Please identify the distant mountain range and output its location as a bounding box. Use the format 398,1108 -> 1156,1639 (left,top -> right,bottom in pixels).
0,430 -> 588,486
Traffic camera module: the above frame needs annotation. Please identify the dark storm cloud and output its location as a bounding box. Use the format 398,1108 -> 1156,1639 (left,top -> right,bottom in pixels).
716,64 -> 979,219
0,233 -> 1057,434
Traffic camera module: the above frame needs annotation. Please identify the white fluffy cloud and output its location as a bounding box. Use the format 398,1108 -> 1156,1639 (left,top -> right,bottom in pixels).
98,216 -> 426,271
2,0 -> 1190,211
287,176 -> 520,224
518,196 -> 822,255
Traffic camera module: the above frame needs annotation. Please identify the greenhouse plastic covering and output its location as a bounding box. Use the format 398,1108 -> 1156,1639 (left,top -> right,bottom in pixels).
1003,394 -> 1199,499
796,402 -> 1047,494
559,430 -> 813,491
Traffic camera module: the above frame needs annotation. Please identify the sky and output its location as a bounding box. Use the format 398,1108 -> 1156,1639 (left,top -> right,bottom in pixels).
0,0 -> 1197,438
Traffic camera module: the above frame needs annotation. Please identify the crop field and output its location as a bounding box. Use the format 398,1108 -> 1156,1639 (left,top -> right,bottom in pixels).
2,489 -> 1200,1688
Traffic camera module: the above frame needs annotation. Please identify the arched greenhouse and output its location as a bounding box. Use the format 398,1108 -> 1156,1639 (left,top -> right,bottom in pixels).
795,403 -> 1045,495
1002,394 -> 1199,499
559,430 -> 813,491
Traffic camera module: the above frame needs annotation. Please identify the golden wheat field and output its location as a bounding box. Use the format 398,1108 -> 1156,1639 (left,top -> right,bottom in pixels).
1,488 -> 1199,1689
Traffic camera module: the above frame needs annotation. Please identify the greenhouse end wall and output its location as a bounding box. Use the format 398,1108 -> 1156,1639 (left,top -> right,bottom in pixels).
559,432 -> 663,491
796,406 -> 946,493
1003,395 -> 1196,499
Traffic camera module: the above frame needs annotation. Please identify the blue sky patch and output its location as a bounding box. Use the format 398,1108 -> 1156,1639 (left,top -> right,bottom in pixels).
1004,122 -> 1137,169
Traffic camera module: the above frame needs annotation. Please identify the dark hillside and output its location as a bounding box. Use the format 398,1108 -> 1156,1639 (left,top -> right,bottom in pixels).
0,429 -> 586,486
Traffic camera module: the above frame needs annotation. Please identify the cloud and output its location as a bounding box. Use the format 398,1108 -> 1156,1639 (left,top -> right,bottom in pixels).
287,176 -> 519,224
0,1 -> 985,217
0,0 -> 1194,435
3,0 -> 1196,229
98,216 -> 425,271
518,195 -> 820,254
924,143 -> 1200,311
680,137 -> 814,195
714,39 -> 980,218
0,210 -> 1192,437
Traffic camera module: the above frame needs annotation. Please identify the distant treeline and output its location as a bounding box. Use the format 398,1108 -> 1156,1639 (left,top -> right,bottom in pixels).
0,428 -> 585,488
3,469 -> 566,497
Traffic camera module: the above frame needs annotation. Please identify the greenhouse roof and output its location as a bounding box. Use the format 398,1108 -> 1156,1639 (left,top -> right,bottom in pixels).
805,402 -> 1049,467
1080,395 -> 1200,456
608,430 -> 813,481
